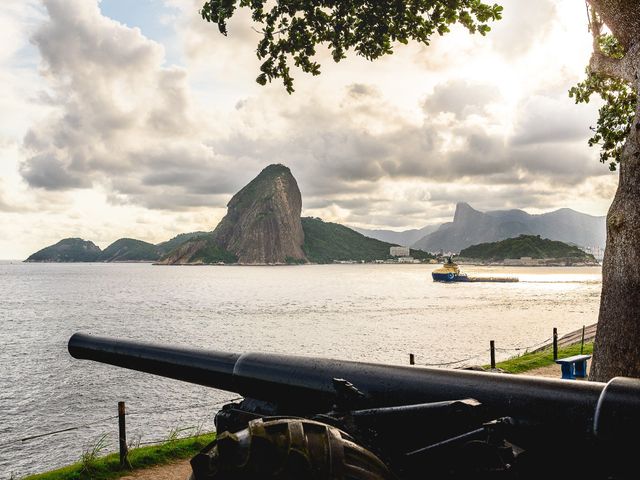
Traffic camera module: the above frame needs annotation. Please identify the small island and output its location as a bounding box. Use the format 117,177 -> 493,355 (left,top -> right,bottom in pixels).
457,235 -> 599,266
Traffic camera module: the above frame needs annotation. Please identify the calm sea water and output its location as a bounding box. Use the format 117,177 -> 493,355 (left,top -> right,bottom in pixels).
0,262 -> 601,477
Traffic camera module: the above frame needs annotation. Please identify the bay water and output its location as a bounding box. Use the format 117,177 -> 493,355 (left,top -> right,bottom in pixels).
0,262 -> 601,477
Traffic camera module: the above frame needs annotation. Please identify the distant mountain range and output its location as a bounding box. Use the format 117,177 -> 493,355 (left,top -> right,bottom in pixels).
357,202 -> 606,253
27,166 -> 604,262
26,164 -> 433,265
352,225 -> 439,247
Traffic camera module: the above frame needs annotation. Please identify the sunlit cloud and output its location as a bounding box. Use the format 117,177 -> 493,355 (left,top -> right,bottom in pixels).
0,0 -> 616,258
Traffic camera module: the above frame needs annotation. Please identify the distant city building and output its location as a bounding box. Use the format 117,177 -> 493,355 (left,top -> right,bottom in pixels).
390,246 -> 410,257
583,246 -> 605,261
398,256 -> 415,263
504,257 -> 540,266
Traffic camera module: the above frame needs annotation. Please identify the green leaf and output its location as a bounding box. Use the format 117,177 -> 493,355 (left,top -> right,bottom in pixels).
200,0 -> 503,93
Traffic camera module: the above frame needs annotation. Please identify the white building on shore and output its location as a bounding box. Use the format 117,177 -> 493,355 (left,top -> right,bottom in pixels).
390,246 -> 410,257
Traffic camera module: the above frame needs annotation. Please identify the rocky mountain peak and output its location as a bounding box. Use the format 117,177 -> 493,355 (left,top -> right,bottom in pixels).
212,164 -> 306,264
453,202 -> 482,223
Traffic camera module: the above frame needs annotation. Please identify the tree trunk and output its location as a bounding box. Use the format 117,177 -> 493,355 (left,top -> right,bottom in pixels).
590,83 -> 640,382
587,0 -> 640,50
587,0 -> 640,381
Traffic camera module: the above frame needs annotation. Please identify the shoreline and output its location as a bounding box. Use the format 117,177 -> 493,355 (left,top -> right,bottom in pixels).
12,260 -> 602,267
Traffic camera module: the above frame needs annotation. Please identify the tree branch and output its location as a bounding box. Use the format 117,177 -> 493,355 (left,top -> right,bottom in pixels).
587,8 -> 636,84
589,50 -> 635,84
587,0 -> 640,51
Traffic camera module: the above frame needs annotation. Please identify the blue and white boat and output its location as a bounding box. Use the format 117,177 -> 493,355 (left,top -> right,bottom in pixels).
432,257 -> 519,283
432,257 -> 469,282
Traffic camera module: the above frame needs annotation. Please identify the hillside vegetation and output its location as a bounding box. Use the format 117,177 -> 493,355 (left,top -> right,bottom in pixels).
25,238 -> 102,262
459,235 -> 596,261
99,238 -> 160,262
156,232 -> 210,255
301,217 -> 433,263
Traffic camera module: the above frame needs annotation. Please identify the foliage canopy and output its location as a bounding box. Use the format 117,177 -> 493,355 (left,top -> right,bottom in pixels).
569,27 -> 637,171
201,0 -> 503,93
301,217 -> 433,263
200,2 -> 637,173
459,234 -> 597,262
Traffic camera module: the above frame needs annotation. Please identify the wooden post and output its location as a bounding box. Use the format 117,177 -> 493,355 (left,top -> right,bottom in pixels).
118,401 -> 131,469
490,341 -> 496,369
553,328 -> 558,361
409,353 -> 415,365
581,325 -> 585,355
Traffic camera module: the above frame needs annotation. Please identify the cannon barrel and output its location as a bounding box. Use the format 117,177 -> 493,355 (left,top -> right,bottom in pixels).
68,332 -> 640,442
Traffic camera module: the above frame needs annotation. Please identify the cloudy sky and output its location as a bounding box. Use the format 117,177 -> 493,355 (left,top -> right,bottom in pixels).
0,0 -> 616,258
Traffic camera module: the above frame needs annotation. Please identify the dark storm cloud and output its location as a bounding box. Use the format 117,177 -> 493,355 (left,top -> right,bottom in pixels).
210,84 -> 606,205
346,83 -> 380,98
423,80 -> 500,118
512,143 -> 607,184
20,154 -> 90,190
304,195 -> 389,216
122,192 -> 230,211
425,184 -> 553,210
512,95 -> 595,145
141,170 -> 237,195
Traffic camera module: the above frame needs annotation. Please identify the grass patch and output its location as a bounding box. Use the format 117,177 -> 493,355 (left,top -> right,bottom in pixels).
493,342 -> 594,374
23,432 -> 215,480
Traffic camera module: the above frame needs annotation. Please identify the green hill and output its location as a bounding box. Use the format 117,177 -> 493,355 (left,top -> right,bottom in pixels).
25,238 -> 102,262
301,217 -> 433,264
459,235 -> 597,261
100,238 -> 161,262
158,234 -> 238,264
156,231 -> 210,255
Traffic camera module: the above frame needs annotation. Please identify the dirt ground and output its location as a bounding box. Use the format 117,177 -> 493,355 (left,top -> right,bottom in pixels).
519,361 -> 591,379
120,460 -> 191,480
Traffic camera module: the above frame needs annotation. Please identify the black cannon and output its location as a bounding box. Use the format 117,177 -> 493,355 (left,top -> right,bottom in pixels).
68,332 -> 640,479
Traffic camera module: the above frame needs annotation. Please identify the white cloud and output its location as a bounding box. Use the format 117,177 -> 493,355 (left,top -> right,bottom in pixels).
0,0 -> 619,258
21,0 -> 222,203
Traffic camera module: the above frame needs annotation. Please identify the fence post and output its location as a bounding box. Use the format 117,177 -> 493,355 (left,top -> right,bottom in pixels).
409,353 -> 415,365
553,327 -> 558,361
581,325 -> 585,355
118,401 -> 131,469
490,341 -> 496,369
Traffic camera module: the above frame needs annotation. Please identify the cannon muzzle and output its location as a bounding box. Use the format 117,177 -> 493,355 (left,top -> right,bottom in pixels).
69,332 -> 240,392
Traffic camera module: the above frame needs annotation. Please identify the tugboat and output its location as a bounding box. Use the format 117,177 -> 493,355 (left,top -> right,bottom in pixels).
432,257 -> 468,282
431,257 -> 519,283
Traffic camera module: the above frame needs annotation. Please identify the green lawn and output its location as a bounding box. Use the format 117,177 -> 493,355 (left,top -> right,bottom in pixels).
24,433 -> 215,480
492,342 -> 594,374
